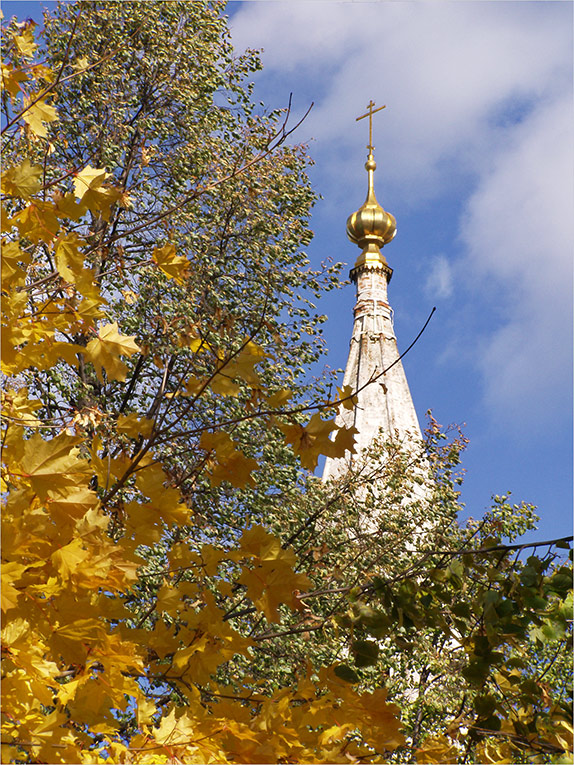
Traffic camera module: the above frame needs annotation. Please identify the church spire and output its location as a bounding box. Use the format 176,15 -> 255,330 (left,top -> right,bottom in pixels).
346,101 -> 396,276
322,102 -> 422,482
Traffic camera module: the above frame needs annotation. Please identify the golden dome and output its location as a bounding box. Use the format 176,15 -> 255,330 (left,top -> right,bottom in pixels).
346,154 -> 396,251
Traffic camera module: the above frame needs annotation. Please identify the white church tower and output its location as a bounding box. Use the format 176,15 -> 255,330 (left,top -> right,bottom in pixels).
323,102 -> 423,481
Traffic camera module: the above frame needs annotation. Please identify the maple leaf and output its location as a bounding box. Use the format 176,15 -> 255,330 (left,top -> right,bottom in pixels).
54,232 -> 88,284
154,707 -> 197,746
209,373 -> 241,397
54,617 -> 104,643
73,165 -> 109,200
47,486 -> 100,525
117,412 -> 155,439
152,243 -> 190,284
280,413 -> 339,471
12,200 -> 60,243
12,431 -> 91,499
266,388 -> 293,408
73,165 -> 122,219
53,191 -> 86,221
50,538 -> 90,581
1,387 -> 41,427
1,159 -> 42,198
71,56 -> 90,72
1,63 -> 28,98
218,340 -> 267,386
329,425 -> 359,458
85,322 -> 141,382
200,431 -> 258,488
238,526 -> 310,622
240,525 -> 285,561
337,384 -> 357,411
1,562 -> 27,612
12,28 -> 38,58
22,96 -> 58,137
134,462 -> 191,526
416,735 -> 460,764
1,240 -> 31,288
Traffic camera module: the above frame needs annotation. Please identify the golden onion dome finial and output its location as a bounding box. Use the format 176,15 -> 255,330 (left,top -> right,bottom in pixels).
347,101 -> 397,276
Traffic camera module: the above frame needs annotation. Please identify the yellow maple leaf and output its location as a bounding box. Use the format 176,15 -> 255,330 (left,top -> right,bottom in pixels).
238,526 -> 310,622
47,486 -> 100,525
50,538 -> 90,581
239,563 -> 310,623
12,200 -> 60,243
266,388 -> 293,408
200,430 -> 258,488
329,424 -> 359,458
1,239 -> 31,288
53,191 -> 86,221
54,617 -> 104,642
85,322 -> 141,382
117,412 -> 155,439
1,63 -> 28,98
1,159 -> 42,198
218,340 -> 267,386
152,243 -> 190,284
73,165 -> 109,200
73,165 -> 122,219
156,581 -> 182,615
72,56 -> 90,73
209,372 -> 241,397
12,431 -> 91,499
12,28 -> 38,58
416,735 -> 460,764
337,384 -> 357,411
1,562 -> 27,612
134,462 -> 191,527
136,696 -> 157,727
153,707 -> 197,746
22,96 -> 58,138
1,387 -> 41,427
240,525 -> 285,561
280,412 -> 339,471
475,739 -> 515,764
54,232 -> 88,284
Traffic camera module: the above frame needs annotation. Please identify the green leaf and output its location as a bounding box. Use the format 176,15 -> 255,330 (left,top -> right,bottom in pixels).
474,694 -> 496,716
333,664 -> 360,684
351,640 -> 380,668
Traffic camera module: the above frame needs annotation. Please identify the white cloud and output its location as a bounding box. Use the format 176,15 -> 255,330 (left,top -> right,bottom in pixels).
459,94 -> 573,426
425,254 -> 454,300
232,2 -> 571,198
230,1 -> 573,430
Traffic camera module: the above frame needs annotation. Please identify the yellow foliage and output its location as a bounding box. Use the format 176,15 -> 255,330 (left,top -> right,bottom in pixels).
200,430 -> 259,488
22,95 -> 58,137
417,734 -> 460,764
280,412 -> 357,470
12,28 -> 38,58
152,242 -> 190,284
85,321 -> 141,382
1,159 -> 42,198
117,412 -> 155,439
0,29 -> 412,765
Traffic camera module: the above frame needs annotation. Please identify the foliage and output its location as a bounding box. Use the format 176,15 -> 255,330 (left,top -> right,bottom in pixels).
1,6 -> 572,765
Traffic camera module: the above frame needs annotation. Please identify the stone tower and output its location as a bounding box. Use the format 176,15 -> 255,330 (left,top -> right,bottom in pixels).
323,103 -> 422,481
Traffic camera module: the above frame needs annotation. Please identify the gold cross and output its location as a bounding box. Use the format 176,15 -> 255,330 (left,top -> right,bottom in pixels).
356,100 -> 386,152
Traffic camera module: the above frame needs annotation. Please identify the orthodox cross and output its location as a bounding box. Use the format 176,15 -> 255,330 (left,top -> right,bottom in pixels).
356,100 -> 386,153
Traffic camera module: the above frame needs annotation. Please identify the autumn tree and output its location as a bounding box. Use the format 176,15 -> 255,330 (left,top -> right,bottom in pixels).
1,4 -> 572,765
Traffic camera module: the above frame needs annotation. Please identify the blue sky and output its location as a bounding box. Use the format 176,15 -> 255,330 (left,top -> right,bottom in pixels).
4,1 -> 573,541
228,1 -> 573,541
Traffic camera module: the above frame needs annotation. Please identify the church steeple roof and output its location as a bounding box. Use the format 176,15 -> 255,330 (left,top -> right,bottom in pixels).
322,102 -> 422,482
346,101 -> 396,276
